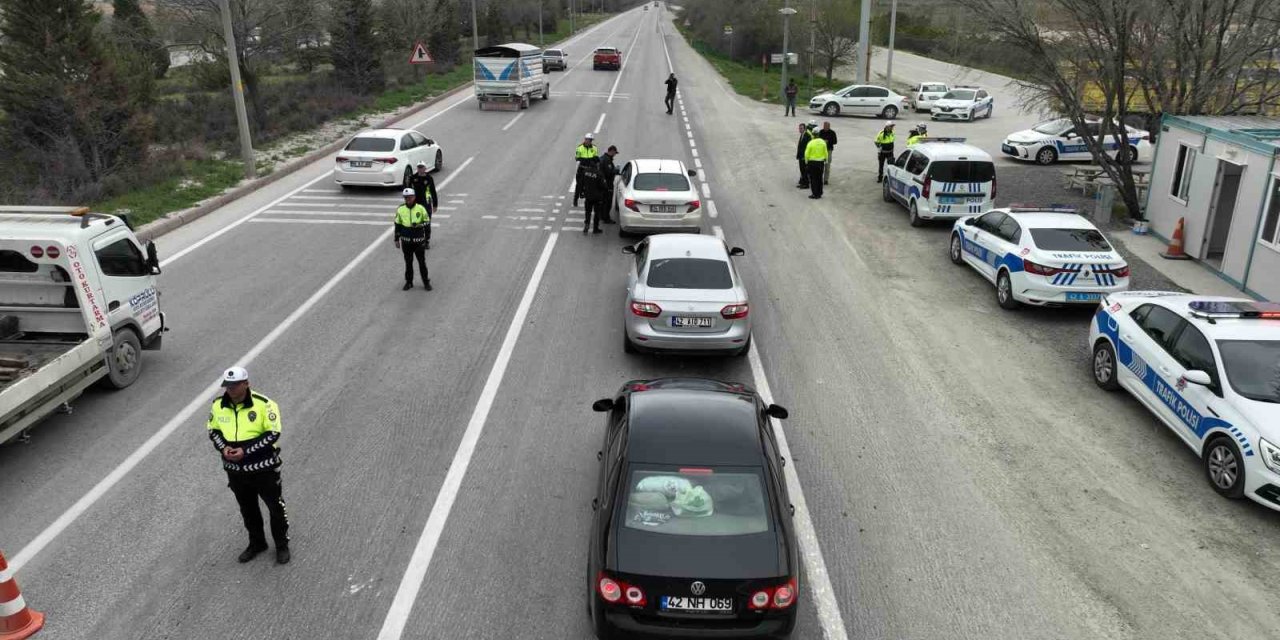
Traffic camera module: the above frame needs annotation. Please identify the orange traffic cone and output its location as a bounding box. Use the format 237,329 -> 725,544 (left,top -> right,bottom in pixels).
1161,217 -> 1191,260
0,552 -> 43,639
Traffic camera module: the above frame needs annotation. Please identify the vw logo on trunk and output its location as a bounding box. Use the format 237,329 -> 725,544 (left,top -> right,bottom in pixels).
690,581 -> 706,596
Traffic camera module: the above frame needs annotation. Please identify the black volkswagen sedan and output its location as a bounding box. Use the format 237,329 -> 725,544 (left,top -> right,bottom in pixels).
586,378 -> 798,639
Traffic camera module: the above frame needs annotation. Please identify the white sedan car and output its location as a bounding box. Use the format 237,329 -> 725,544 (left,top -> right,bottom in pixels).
808,84 -> 908,119
1001,118 -> 1151,165
621,234 -> 751,356
949,207 -> 1130,309
912,82 -> 950,111
930,87 -> 994,121
334,128 -> 443,188
612,158 -> 702,235
1090,294 -> 1280,511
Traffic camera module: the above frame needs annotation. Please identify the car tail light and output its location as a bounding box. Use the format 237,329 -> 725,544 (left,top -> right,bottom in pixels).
45,246 -> 60,259
749,590 -> 771,610
336,156 -> 349,163
679,467 -> 714,475
721,303 -> 749,319
1023,259 -> 1064,276
624,585 -> 647,606
1105,264 -> 1130,277
990,175 -> 997,200
598,575 -> 622,603
630,301 -> 662,317
772,578 -> 797,609
598,572 -> 646,606
629,382 -> 651,392
29,245 -> 43,258
685,200 -> 700,212
623,198 -> 640,212
379,157 -> 398,164
922,177 -> 932,199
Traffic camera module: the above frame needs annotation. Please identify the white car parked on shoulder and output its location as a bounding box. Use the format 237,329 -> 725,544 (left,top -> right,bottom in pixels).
1001,118 -> 1151,165
613,159 -> 702,235
912,82 -> 950,111
930,86 -> 994,121
334,128 -> 443,189
1090,294 -> 1280,511
949,207 -> 1130,309
809,84 -> 908,119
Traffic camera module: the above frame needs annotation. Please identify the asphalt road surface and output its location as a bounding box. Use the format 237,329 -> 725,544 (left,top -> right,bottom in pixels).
4,6 -> 1280,640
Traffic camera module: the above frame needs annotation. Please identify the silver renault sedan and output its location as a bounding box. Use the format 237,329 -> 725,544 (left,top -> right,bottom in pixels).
621,234 -> 751,356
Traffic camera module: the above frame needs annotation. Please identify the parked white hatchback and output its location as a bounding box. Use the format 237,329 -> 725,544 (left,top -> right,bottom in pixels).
334,128 -> 443,188
911,82 -> 950,111
809,84 -> 908,119
613,158 -> 702,235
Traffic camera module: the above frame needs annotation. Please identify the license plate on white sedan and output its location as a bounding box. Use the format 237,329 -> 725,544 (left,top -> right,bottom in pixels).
670,316 -> 713,328
660,596 -> 733,613
1066,292 -> 1102,302
350,161 -> 373,168
651,205 -> 677,213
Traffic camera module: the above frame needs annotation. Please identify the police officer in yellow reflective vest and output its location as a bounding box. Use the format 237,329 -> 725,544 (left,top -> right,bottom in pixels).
395,188 -> 431,291
804,134 -> 829,199
208,366 -> 290,565
874,123 -> 896,183
906,123 -> 927,147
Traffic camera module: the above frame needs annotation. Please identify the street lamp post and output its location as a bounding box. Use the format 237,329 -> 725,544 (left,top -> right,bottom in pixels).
779,4 -> 798,99
539,0 -> 544,46
218,0 -> 254,179
471,0 -> 479,51
886,0 -> 898,89
856,0 -> 870,83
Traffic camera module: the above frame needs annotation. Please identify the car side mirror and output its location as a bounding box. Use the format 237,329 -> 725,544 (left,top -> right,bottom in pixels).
621,245 -> 636,255
146,241 -> 161,274
964,218 -> 976,226
1183,370 -> 1212,387
591,498 -> 599,511
592,398 -> 615,412
729,247 -> 745,257
765,404 -> 789,420
425,138 -> 435,146
789,504 -> 795,516
687,169 -> 697,177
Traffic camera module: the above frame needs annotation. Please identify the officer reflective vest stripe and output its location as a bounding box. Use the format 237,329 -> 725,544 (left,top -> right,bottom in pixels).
396,203 -> 429,226
805,137 -> 829,162
208,392 -> 282,472
575,144 -> 599,160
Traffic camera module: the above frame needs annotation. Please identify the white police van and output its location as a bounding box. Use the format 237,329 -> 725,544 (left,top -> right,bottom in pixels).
1090,294 -> 1280,510
881,138 -> 996,227
949,207 -> 1130,309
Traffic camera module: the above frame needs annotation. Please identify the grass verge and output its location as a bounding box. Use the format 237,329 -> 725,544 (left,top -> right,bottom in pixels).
94,159 -> 247,227
674,24 -> 852,106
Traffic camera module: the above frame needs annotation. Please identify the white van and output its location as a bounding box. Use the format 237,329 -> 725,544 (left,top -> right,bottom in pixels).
881,138 -> 997,227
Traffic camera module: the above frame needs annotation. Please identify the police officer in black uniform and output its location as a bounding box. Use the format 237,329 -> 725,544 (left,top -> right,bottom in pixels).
408,162 -> 438,249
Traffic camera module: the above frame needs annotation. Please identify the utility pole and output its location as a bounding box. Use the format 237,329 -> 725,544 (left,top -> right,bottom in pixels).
218,0 -> 254,179
471,0 -> 479,51
570,0 -> 575,35
886,0 -> 898,89
808,0 -> 816,94
856,0 -> 870,83
538,0 -> 544,46
779,3 -> 797,99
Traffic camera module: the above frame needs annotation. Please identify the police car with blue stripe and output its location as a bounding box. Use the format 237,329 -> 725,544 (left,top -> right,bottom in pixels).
949,207 -> 1129,309
1001,118 -> 1152,165
1090,294 -> 1280,509
882,138 -> 995,227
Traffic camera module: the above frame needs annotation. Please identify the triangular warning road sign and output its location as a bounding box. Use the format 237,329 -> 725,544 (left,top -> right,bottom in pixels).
409,41 -> 433,64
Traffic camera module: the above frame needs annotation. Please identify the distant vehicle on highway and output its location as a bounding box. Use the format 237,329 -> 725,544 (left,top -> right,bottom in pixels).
594,47 -> 622,70
0,207 -> 165,445
882,138 -> 996,227
543,48 -> 567,71
1001,118 -> 1152,165
587,378 -> 797,638
949,207 -> 1130,309
911,82 -> 950,112
621,234 -> 751,356
808,84 -> 908,119
930,86 -> 994,121
612,158 -> 702,235
334,128 -> 443,189
1090,295 -> 1280,511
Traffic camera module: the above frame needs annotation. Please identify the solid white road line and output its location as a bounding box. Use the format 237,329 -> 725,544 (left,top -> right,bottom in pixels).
595,112 -> 607,134
707,199 -> 718,219
252,218 -> 387,226
501,113 -> 525,131
290,195 -> 400,201
267,210 -> 387,218
711,225 -> 849,640
9,157 -> 476,573
376,231 -> 560,640
608,15 -> 646,104
274,202 -> 394,210
159,171 -> 332,267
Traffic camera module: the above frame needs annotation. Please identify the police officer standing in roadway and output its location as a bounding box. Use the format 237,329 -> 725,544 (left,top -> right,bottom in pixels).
395,187 -> 431,291
804,132 -> 829,199
874,123 -> 896,183
907,123 -> 927,146
600,145 -> 620,223
795,122 -> 815,189
208,366 -> 290,565
408,162 -> 438,249
579,156 -> 607,234
573,133 -> 599,207
817,121 -> 838,185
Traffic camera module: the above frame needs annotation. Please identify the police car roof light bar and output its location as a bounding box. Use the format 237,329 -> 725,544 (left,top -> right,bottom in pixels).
1188,300 -> 1280,319
924,137 -> 967,143
1007,207 -> 1080,214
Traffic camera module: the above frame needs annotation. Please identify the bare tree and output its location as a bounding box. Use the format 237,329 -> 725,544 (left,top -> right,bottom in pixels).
812,0 -> 858,82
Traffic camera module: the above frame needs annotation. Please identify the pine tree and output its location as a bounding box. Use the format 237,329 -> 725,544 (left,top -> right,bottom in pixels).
0,0 -> 152,192
428,0 -> 461,66
112,0 -> 169,79
330,0 -> 385,94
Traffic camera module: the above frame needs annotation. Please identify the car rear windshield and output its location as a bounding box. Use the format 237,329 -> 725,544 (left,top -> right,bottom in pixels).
1028,228 -> 1112,251
943,90 -> 975,100
596,48 -> 617,54
345,137 -> 396,152
623,467 -> 771,536
922,83 -> 947,92
927,161 -> 995,182
1216,340 -> 1280,403
646,258 -> 732,289
634,173 -> 690,192
545,49 -> 563,56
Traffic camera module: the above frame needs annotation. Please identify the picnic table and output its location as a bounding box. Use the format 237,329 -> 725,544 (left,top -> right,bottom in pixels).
1062,165 -> 1151,195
